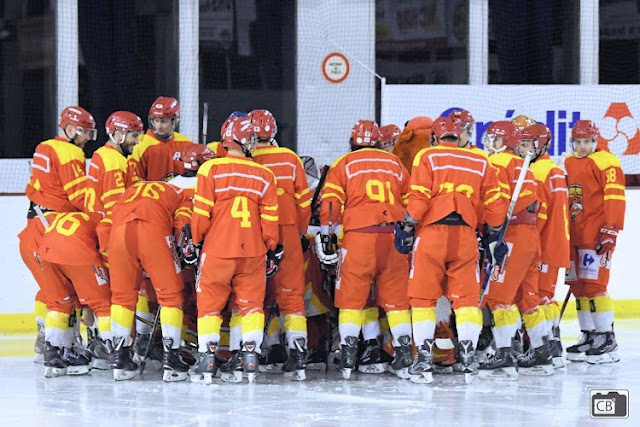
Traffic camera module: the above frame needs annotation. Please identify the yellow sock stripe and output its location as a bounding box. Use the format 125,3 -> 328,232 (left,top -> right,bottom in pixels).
592,295 -> 614,313
111,305 -> 135,330
136,294 -> 151,315
362,307 -> 379,326
379,316 -> 390,334
577,297 -> 590,313
181,324 -> 187,340
412,307 -> 436,323
160,307 -> 184,329
267,315 -> 281,336
284,314 -> 307,333
543,303 -> 560,321
339,309 -> 363,327
242,311 -> 265,335
35,300 -> 47,320
492,308 -> 519,327
97,316 -> 111,333
46,311 -> 70,330
386,309 -> 411,329
198,315 -> 223,336
522,308 -> 546,330
230,312 -> 242,329
454,306 -> 482,326
219,329 -> 230,347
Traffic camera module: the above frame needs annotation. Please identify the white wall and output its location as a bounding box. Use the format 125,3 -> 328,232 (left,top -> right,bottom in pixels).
1,190 -> 638,314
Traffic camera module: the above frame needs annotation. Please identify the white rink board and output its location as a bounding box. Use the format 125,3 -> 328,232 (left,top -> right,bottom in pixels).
381,84 -> 640,173
1,190 -> 638,314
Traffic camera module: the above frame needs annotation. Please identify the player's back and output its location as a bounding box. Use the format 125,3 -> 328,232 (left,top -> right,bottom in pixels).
324,148 -> 408,230
38,211 -> 102,266
111,181 -> 187,228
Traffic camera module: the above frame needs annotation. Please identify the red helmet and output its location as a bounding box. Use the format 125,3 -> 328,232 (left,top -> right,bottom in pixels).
59,106 -> 96,140
485,121 -> 521,152
106,111 -> 143,136
521,123 -> 552,153
149,96 -> 180,119
379,124 -> 401,144
178,144 -> 215,171
248,109 -> 277,141
221,117 -> 255,151
351,120 -> 380,147
571,120 -> 598,139
431,117 -> 461,141
448,109 -> 474,131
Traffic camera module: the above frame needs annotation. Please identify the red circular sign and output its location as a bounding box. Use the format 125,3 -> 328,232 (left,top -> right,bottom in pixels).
322,52 -> 350,84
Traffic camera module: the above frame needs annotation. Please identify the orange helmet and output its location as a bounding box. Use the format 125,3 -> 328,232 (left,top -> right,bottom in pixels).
248,109 -> 277,141
106,111 -> 143,136
521,123 -> 552,155
178,144 -> 215,171
430,116 -> 461,143
484,121 -> 521,153
59,106 -> 97,140
511,114 -> 536,130
378,124 -> 401,146
571,120 -> 598,140
221,117 -> 256,153
351,120 -> 380,147
448,109 -> 474,132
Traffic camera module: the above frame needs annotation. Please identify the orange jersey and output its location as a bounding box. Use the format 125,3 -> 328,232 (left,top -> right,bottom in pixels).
320,148 -> 409,230
192,155 -> 279,258
252,146 -> 311,234
565,150 -> 626,246
166,175 -> 197,239
488,152 -> 541,218
531,154 -> 570,267
86,144 -> 135,214
206,141 -> 228,159
129,130 -> 194,181
111,181 -> 193,230
25,137 -> 87,212
38,212 -> 103,266
407,143 -> 507,227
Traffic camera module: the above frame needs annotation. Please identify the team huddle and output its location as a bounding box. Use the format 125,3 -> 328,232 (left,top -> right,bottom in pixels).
18,98 -> 625,385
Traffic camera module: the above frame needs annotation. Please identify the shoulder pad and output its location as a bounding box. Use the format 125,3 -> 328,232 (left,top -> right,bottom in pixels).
42,139 -> 85,165
589,150 -> 622,170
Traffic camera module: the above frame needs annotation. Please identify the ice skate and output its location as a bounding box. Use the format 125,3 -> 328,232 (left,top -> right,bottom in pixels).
586,332 -> 620,364
220,351 -> 243,383
512,325 -> 526,360
549,326 -> 565,369
87,327 -> 111,370
478,347 -> 518,380
241,341 -> 259,383
357,337 -> 385,374
258,343 -> 287,373
190,342 -> 218,384
475,326 -> 495,365
34,322 -> 45,364
111,337 -> 138,381
161,338 -> 189,382
306,346 -> 328,371
566,331 -> 594,362
133,333 -> 163,371
409,339 -> 434,384
517,339 -> 554,376
63,345 -> 91,376
282,338 -> 307,381
457,340 -> 477,384
43,342 -> 68,378
337,336 -> 358,380
389,335 -> 412,379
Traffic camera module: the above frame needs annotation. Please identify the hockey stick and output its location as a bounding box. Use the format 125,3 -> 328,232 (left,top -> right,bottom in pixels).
201,102 -> 209,144
310,165 -> 331,216
479,151 -> 533,305
139,307 -> 161,375
33,204 -> 51,228
323,201 -> 336,373
559,288 -> 572,320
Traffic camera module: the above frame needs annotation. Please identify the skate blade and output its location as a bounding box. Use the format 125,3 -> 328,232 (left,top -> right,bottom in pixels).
190,372 -> 214,384
464,372 -> 476,384
341,368 -> 353,380
433,365 -> 453,375
34,353 -> 44,364
133,354 -> 162,371
392,367 -> 410,380
519,364 -> 554,376
478,367 -> 518,380
586,351 -> 620,365
163,370 -> 188,382
113,369 -> 136,381
409,372 -> 433,384
566,353 -> 586,362
44,366 -> 67,378
552,357 -> 565,369
284,369 -> 306,381
258,363 -> 283,374
67,366 -> 90,376
220,371 -> 243,383
247,372 -> 256,383
357,363 -> 386,374
306,362 -> 326,371
90,358 -> 111,370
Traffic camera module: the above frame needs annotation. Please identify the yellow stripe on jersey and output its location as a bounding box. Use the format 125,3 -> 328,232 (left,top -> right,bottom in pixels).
193,207 -> 211,217
63,175 -> 87,190
194,195 -> 214,206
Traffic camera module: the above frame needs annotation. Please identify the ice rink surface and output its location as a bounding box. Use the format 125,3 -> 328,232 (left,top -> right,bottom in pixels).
1,319 -> 638,426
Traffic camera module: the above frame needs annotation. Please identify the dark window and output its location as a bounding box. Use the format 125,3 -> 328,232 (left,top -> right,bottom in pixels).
599,0 -> 640,83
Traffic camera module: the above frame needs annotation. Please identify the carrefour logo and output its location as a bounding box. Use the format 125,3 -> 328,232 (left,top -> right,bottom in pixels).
583,253 -> 595,267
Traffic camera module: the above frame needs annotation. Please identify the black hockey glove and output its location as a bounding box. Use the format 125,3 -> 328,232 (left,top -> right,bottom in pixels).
300,234 -> 310,253
266,244 -> 284,278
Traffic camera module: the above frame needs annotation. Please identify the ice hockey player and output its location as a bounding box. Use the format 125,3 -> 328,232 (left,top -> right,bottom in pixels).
316,119 -> 413,380
108,179 -> 195,382
394,116 -> 507,384
564,119 -> 625,364
448,109 -> 475,148
129,96 -> 194,181
20,106 -> 96,363
479,121 -> 552,377
190,117 -> 281,384
207,111 -> 247,158
523,124 -> 570,368
378,124 -> 401,153
250,109 -> 312,380
36,211 -> 112,376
